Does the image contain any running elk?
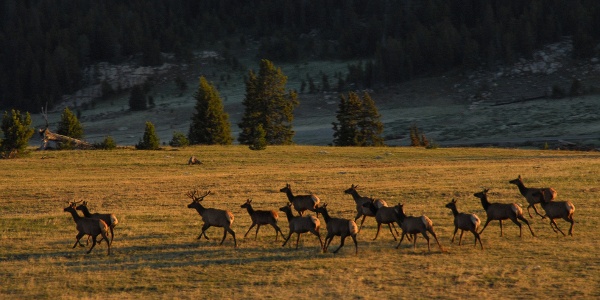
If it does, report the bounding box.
[535,190,575,236]
[474,188,535,237]
[240,199,284,241]
[279,183,320,216]
[444,199,483,249]
[76,201,118,245]
[362,200,400,241]
[186,190,237,247]
[63,202,111,255]
[395,203,443,252]
[509,175,557,218]
[314,203,358,254]
[279,203,323,251]
[344,184,398,234]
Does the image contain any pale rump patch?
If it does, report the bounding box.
[226,212,234,224]
[511,204,522,215]
[470,214,480,226]
[349,220,358,234]
[111,215,119,226]
[421,216,432,227]
[567,202,575,213]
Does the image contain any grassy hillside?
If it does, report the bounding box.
[1,146,599,299]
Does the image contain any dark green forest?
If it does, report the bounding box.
[2,0,600,111]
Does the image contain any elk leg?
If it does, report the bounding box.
[420,232,430,251]
[333,236,346,253]
[86,235,98,254]
[358,215,367,232]
[228,227,237,247]
[479,219,492,235]
[282,232,293,247]
[458,230,464,245]
[429,229,443,252]
[219,228,228,245]
[517,215,535,237]
[387,223,397,241]
[526,204,534,218]
[295,233,301,249]
[271,223,283,241]
[550,220,566,236]
[244,223,256,238]
[395,232,407,249]
[311,230,323,249]
[254,224,261,240]
[565,217,574,236]
[351,235,358,255]
[373,223,382,240]
[451,227,458,243]
[390,222,400,236]
[73,232,86,249]
[499,220,504,237]
[198,223,211,240]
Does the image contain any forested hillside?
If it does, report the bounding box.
[2,0,600,111]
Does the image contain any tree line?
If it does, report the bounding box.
[2,0,600,111]
[1,59,386,158]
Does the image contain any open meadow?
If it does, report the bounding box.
[1,146,599,299]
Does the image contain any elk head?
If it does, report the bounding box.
[186,190,211,208]
[240,198,252,208]
[344,184,359,194]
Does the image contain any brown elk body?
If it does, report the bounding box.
[344,184,399,235]
[362,200,401,241]
[395,204,443,252]
[279,203,323,251]
[240,199,284,241]
[315,203,358,254]
[76,201,118,245]
[186,190,237,247]
[509,175,557,218]
[536,191,575,236]
[63,202,111,255]
[474,188,535,237]
[444,199,483,249]
[279,183,320,216]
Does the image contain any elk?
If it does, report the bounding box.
[535,190,575,236]
[343,184,399,235]
[279,183,320,216]
[473,188,535,237]
[444,199,483,249]
[240,198,284,241]
[362,200,401,241]
[314,203,358,254]
[508,175,557,218]
[186,190,237,247]
[394,203,443,252]
[75,201,118,245]
[278,203,323,251]
[63,202,111,255]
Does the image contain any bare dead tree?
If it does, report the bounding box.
[39,105,95,150]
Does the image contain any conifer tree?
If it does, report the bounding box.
[188,76,232,145]
[332,91,384,146]
[56,107,84,149]
[136,121,160,150]
[248,124,267,151]
[238,59,298,145]
[0,109,35,158]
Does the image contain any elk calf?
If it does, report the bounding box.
[186,190,237,247]
[395,203,443,252]
[509,175,557,218]
[474,188,535,237]
[63,202,111,255]
[279,183,320,216]
[240,199,284,241]
[76,201,118,245]
[279,203,323,251]
[315,203,358,254]
[444,199,483,249]
[536,190,575,236]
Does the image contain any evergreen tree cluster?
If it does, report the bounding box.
[332,91,384,147]
[188,76,233,145]
[0,109,35,158]
[3,0,600,111]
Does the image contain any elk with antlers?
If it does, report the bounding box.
[186,190,237,247]
[63,202,111,255]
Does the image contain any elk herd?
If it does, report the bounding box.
[62,175,575,255]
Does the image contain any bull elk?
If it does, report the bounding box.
[186,190,237,247]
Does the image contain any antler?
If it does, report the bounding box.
[186,190,211,202]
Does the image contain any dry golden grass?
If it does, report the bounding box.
[1,146,599,299]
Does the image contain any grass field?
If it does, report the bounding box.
[1,146,599,299]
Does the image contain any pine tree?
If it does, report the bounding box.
[136,121,160,150]
[357,92,384,146]
[248,124,267,150]
[0,109,35,158]
[238,59,298,145]
[409,124,421,147]
[332,92,362,146]
[333,91,384,146]
[188,76,233,145]
[56,107,84,149]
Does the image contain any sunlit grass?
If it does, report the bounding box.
[1,146,599,299]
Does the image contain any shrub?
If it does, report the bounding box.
[95,136,117,150]
[136,121,160,150]
[169,131,190,147]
